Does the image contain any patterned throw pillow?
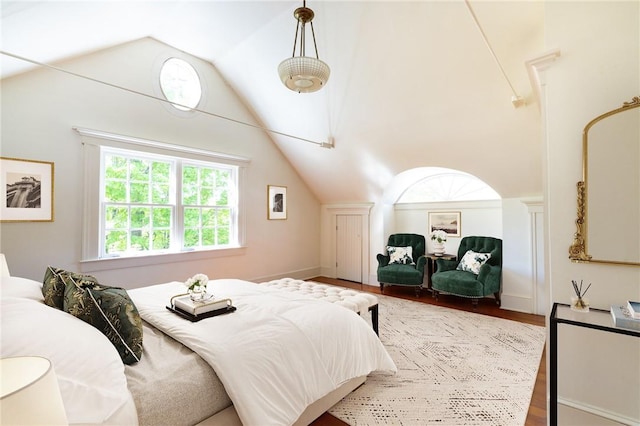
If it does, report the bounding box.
[456,250,492,275]
[387,246,414,265]
[43,266,98,310]
[61,273,143,365]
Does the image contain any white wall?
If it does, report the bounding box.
[0,38,322,287]
[544,2,640,423]
[394,201,502,255]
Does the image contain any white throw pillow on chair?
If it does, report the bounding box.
[387,246,414,265]
[456,250,491,275]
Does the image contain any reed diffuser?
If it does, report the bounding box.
[571,279,591,312]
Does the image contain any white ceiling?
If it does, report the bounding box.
[1,0,545,203]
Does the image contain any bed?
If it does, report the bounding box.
[1,272,396,425]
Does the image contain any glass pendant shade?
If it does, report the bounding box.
[278,56,330,93]
[279,1,330,93]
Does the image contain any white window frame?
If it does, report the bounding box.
[75,127,250,272]
[158,57,203,112]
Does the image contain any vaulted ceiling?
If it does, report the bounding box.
[1,1,545,203]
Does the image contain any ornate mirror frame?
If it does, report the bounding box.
[569,96,640,266]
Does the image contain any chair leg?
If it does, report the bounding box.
[415,286,421,297]
[494,292,501,306]
[433,290,439,301]
[472,298,479,309]
[379,283,384,293]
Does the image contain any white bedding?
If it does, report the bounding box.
[129,279,396,426]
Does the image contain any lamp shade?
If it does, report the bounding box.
[278,56,330,93]
[1,356,68,425]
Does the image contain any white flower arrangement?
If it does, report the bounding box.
[430,230,448,244]
[185,273,209,293]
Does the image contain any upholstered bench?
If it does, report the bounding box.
[259,278,379,335]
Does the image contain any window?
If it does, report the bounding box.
[397,172,501,203]
[100,147,237,257]
[159,57,202,111]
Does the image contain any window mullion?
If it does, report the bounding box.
[174,160,184,251]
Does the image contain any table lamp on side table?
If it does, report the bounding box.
[1,356,68,425]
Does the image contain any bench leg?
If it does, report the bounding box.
[369,305,379,336]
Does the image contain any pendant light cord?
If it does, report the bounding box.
[1,50,330,147]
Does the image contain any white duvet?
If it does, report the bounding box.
[129,279,396,426]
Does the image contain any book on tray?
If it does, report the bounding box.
[626,300,640,319]
[610,304,640,332]
[172,295,233,316]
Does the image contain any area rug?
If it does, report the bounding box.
[329,294,546,426]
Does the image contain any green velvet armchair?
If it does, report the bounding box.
[376,233,426,296]
[431,236,502,307]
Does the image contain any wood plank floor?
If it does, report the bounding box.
[309,277,546,426]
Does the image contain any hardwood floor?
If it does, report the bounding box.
[309,277,546,426]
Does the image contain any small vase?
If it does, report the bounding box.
[433,243,445,256]
[189,286,211,302]
[570,296,589,312]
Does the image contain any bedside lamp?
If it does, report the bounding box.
[1,356,68,425]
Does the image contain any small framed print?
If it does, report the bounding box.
[428,211,461,237]
[1,157,54,222]
[267,185,287,220]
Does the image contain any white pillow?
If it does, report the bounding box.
[456,250,492,275]
[1,276,44,301]
[387,246,414,265]
[0,297,132,424]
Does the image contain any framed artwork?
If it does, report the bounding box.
[267,185,287,220]
[0,157,54,222]
[428,211,460,237]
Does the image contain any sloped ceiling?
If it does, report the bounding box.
[1,1,544,203]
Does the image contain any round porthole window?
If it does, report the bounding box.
[159,57,202,111]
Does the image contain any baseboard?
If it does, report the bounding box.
[368,273,378,286]
[320,266,334,279]
[558,397,640,425]
[252,267,322,283]
[500,293,534,314]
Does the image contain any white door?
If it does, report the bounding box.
[336,215,362,283]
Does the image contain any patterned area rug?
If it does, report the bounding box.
[329,294,546,425]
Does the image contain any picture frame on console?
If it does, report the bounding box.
[428,211,460,237]
[267,185,287,220]
[0,157,54,222]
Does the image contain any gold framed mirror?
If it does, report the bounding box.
[569,96,640,266]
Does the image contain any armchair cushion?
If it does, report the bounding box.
[387,246,414,265]
[377,263,424,285]
[456,250,492,275]
[431,270,485,297]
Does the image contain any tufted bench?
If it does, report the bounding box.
[259,278,379,335]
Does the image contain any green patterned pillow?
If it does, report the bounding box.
[61,273,143,365]
[43,266,98,310]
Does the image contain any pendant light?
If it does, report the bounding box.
[278,1,330,93]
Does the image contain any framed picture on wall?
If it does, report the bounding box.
[428,211,460,237]
[267,185,287,220]
[0,157,54,222]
